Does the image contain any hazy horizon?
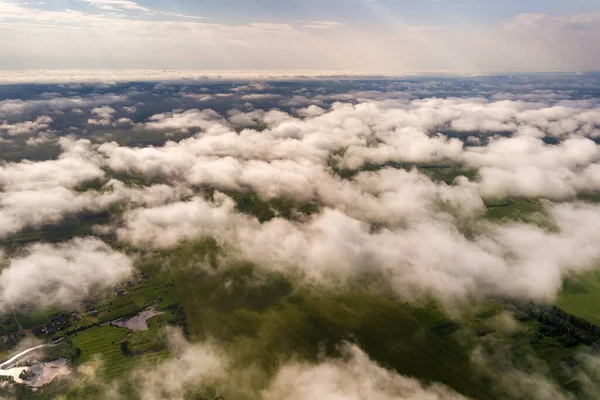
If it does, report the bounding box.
[1,0,600,72]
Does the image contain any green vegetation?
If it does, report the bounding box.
[92,268,177,324]
[70,323,170,381]
[557,270,600,327]
[577,192,600,203]
[0,141,61,163]
[485,197,550,225]
[0,211,113,250]
[204,189,319,222]
[120,341,132,357]
[71,326,133,379]
[330,159,478,184]
[419,165,478,184]
[73,178,109,193]
[103,169,170,187]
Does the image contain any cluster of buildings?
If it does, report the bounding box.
[32,313,79,336]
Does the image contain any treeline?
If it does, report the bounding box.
[513,303,600,347]
[201,187,319,223]
[164,304,189,337]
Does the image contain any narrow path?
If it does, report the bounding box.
[10,305,23,332]
[0,343,55,370]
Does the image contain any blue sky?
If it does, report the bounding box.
[0,0,599,72]
[42,0,600,25]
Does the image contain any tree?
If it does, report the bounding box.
[120,341,132,357]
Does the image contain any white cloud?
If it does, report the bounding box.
[0,138,104,191]
[128,329,227,400]
[263,342,466,400]
[1,96,600,306]
[117,194,243,249]
[77,0,149,12]
[240,93,282,100]
[464,136,600,199]
[96,99,600,202]
[0,70,401,85]
[0,94,126,117]
[116,188,600,304]
[88,106,116,126]
[0,237,133,309]
[0,116,53,137]
[504,13,600,31]
[301,21,342,30]
[0,136,194,238]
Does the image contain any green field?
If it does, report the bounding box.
[0,211,114,250]
[557,270,600,327]
[485,198,546,222]
[71,326,136,380]
[70,323,170,381]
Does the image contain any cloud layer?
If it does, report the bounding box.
[0,237,133,309]
[1,80,600,308]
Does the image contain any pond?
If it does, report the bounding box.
[111,306,164,331]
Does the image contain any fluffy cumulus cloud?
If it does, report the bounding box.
[0,187,96,238]
[142,109,223,133]
[0,138,104,236]
[77,0,149,12]
[0,134,196,238]
[0,138,103,191]
[2,86,600,306]
[0,94,126,117]
[0,181,192,240]
[263,343,466,400]
[116,194,242,248]
[95,98,600,204]
[127,330,227,400]
[71,329,468,400]
[116,195,600,303]
[0,116,53,137]
[88,106,116,126]
[0,238,133,309]
[83,93,600,303]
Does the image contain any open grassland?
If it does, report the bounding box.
[557,270,600,327]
